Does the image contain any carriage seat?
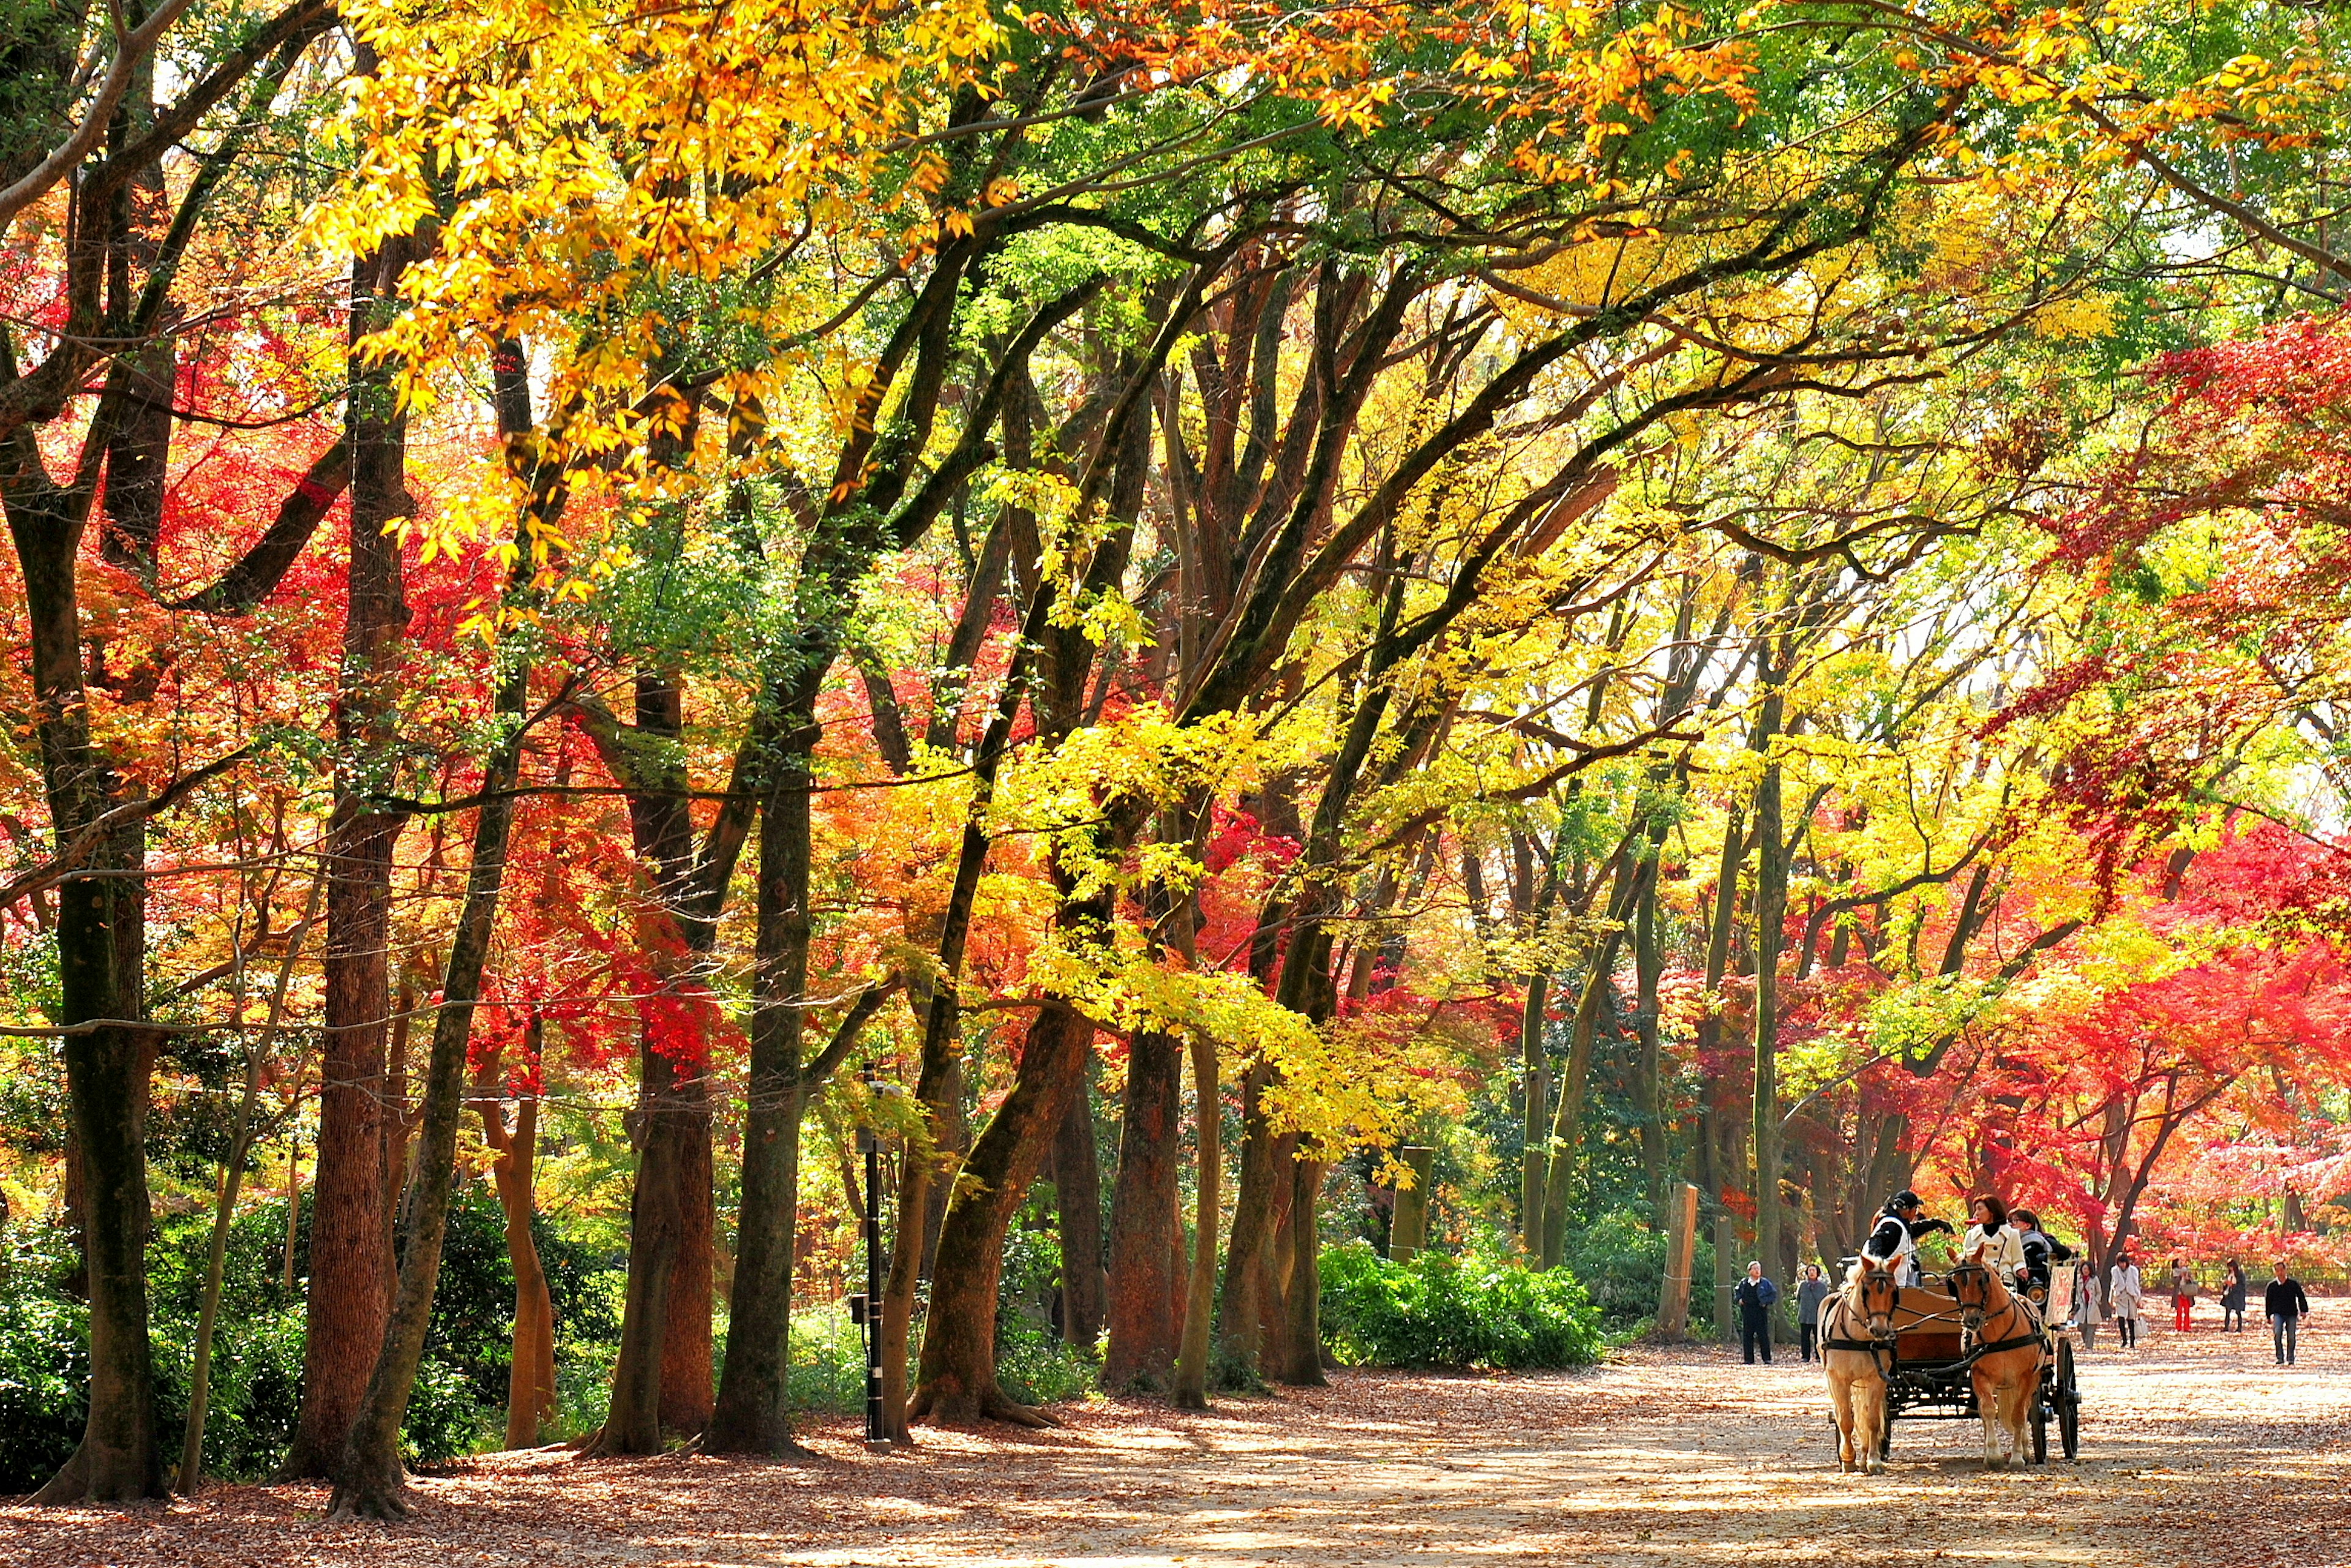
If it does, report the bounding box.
[1890,1286,1968,1362]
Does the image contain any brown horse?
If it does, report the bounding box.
[1820,1254,1900,1474]
[1948,1240,2045,1468]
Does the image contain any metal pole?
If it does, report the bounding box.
[861,1119,883,1443]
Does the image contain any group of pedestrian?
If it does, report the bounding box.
[1728,1190,2322,1370]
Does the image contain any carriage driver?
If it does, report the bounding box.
[1863,1190,1955,1286]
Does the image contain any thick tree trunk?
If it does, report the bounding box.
[328,354,542,1517]
[1255,1130,1299,1372]
[1102,1027,1183,1389]
[328,785,524,1517]
[329,668,529,1517]
[658,1093,716,1438]
[591,1043,692,1456]
[910,998,1095,1425]
[4,448,165,1504]
[287,238,413,1479]
[706,738,815,1456]
[1052,1065,1107,1352]
[592,662,720,1453]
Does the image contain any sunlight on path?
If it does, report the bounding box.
[6,1301,2346,1568]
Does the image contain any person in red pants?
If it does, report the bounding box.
[2169,1258,2195,1331]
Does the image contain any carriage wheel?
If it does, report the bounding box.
[2030,1401,2049,1465]
[2056,1339,2081,1461]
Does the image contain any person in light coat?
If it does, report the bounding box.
[2076,1269,2103,1352]
[1959,1195,2027,1283]
[2109,1251,2145,1349]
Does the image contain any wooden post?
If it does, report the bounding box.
[1389,1147,1436,1262]
[1657,1182,1698,1340]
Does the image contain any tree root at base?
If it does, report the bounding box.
[906,1379,1063,1429]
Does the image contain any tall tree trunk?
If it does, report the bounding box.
[658,1091,716,1437]
[1052,1063,1107,1351]
[1212,1062,1280,1375]
[287,235,413,1479]
[593,1043,692,1455]
[1172,1029,1221,1411]
[910,981,1098,1425]
[471,1018,557,1450]
[1102,1026,1183,1389]
[591,661,719,1454]
[876,603,1048,1441]
[1518,969,1551,1254]
[4,425,163,1502]
[1537,920,1633,1269]
[705,710,816,1455]
[1277,1156,1329,1386]
[1633,867,1669,1227]
[328,626,531,1518]
[1749,680,1788,1299]
[328,762,526,1518]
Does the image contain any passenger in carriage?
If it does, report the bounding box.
[1959,1195,2027,1286]
[1863,1190,1954,1286]
[2011,1208,2074,1296]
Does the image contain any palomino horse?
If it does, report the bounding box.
[1819,1254,1900,1474]
[1947,1240,2046,1468]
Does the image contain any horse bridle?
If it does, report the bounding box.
[1948,1260,2042,1355]
[1821,1266,1902,1373]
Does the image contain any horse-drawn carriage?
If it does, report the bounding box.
[1821,1251,2084,1470]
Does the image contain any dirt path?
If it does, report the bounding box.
[9,1299,2348,1567]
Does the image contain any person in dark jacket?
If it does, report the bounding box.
[2265,1262,2312,1366]
[2220,1259,2249,1332]
[1795,1264,1832,1361]
[1736,1261,1780,1364]
[1863,1190,1955,1285]
[2011,1209,2074,1296]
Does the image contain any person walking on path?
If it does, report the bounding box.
[2265,1261,2311,1366]
[2077,1267,2104,1352]
[1796,1264,1831,1362]
[2169,1257,2195,1332]
[2221,1259,2249,1332]
[1736,1262,1780,1365]
[2110,1252,2145,1349]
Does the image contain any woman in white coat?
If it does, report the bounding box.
[2076,1269,2104,1352]
[1959,1195,2027,1283]
[2109,1251,2145,1349]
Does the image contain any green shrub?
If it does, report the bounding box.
[1318,1243,1604,1370]
[0,1187,632,1489]
[784,1305,872,1416]
[1554,1208,1717,1331]
[996,1316,1098,1406]
[0,1232,88,1493]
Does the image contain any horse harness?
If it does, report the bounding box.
[1947,1262,2046,1360]
[1820,1269,2043,1378]
[1819,1283,1900,1379]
